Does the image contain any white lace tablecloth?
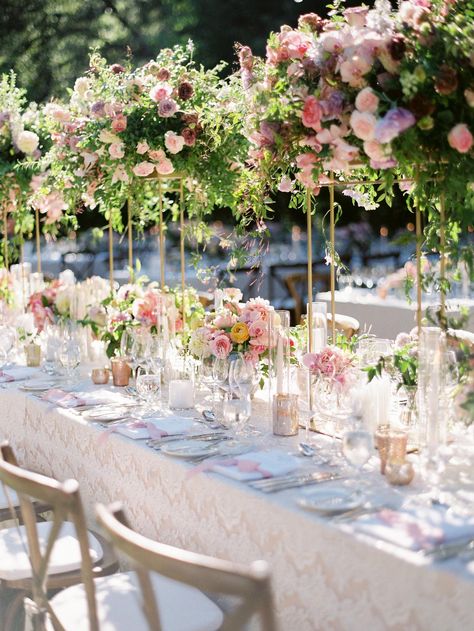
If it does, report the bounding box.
[2,376,474,630]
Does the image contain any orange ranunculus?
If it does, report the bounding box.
[230,322,250,344]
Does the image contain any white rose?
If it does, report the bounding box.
[16,130,39,155]
[74,77,90,96]
[55,290,70,316]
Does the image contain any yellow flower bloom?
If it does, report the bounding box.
[230,322,250,344]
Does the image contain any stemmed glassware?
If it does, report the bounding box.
[58,336,81,384]
[212,358,229,412]
[342,425,373,500]
[0,326,15,367]
[135,370,162,416]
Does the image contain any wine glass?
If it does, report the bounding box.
[212,358,229,413]
[58,338,81,384]
[342,428,373,499]
[229,353,256,398]
[223,396,251,436]
[146,334,165,374]
[136,371,162,415]
[129,329,149,380]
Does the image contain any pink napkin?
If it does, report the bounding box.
[41,389,87,408]
[98,421,176,445]
[190,458,273,478]
[0,371,14,383]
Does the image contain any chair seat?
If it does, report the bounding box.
[0,521,103,581]
[47,570,224,631]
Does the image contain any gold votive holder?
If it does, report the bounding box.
[375,425,390,475]
[24,343,41,368]
[385,461,415,486]
[272,393,299,436]
[111,358,131,387]
[387,429,408,466]
[91,367,110,385]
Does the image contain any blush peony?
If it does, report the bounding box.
[164,130,185,154]
[132,161,155,177]
[350,111,376,141]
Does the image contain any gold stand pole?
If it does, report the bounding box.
[329,172,336,342]
[35,207,41,274]
[306,189,313,352]
[415,206,422,335]
[20,235,26,310]
[127,196,133,278]
[108,212,114,292]
[2,205,8,269]
[179,179,186,328]
[439,193,446,324]
[158,178,165,290]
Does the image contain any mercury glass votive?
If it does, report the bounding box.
[273,393,299,436]
[91,367,110,385]
[111,358,131,387]
[375,424,391,474]
[387,429,408,466]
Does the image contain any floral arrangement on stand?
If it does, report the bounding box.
[27,279,72,332]
[239,0,474,279]
[0,73,50,260]
[39,43,248,242]
[188,297,274,367]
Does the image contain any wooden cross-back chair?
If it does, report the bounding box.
[0,443,118,631]
[95,501,277,631]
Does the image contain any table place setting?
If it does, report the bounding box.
[0,366,40,385]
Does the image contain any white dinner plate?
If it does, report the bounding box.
[161,440,220,458]
[20,380,57,392]
[296,488,361,515]
[82,407,130,422]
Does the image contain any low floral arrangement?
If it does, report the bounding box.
[367,330,418,389]
[27,280,71,332]
[302,345,355,390]
[99,280,205,357]
[188,297,273,363]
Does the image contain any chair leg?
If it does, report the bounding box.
[3,590,26,631]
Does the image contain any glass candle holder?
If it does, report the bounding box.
[387,429,408,466]
[91,367,110,385]
[24,343,41,368]
[306,302,327,353]
[111,358,131,387]
[272,393,299,436]
[375,424,391,474]
[168,379,194,410]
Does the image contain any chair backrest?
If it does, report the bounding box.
[327,313,360,339]
[0,443,99,631]
[96,502,277,631]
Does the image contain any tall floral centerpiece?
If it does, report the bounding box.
[0,73,49,265]
[239,0,474,312]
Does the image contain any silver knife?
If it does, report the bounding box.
[249,472,343,493]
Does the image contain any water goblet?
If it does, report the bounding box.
[58,339,81,384]
[342,428,373,499]
[223,396,251,437]
[136,371,162,415]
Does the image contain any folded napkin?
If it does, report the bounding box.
[352,506,474,551]
[114,417,197,440]
[199,450,300,482]
[0,367,38,383]
[41,387,132,409]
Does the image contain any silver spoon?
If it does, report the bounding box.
[298,442,332,466]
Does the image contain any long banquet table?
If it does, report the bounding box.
[2,374,474,630]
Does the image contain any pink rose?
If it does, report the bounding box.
[164,131,185,154]
[448,123,473,154]
[149,83,172,102]
[350,111,376,141]
[136,141,149,154]
[111,114,127,133]
[158,98,178,117]
[132,161,155,177]
[248,319,266,338]
[155,159,174,175]
[340,55,372,88]
[148,149,166,162]
[302,96,322,131]
[214,311,237,328]
[109,143,125,159]
[355,87,379,113]
[363,139,387,161]
[210,334,232,359]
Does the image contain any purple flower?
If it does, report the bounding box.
[90,101,105,118]
[321,91,344,119]
[374,108,416,144]
[158,98,178,118]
